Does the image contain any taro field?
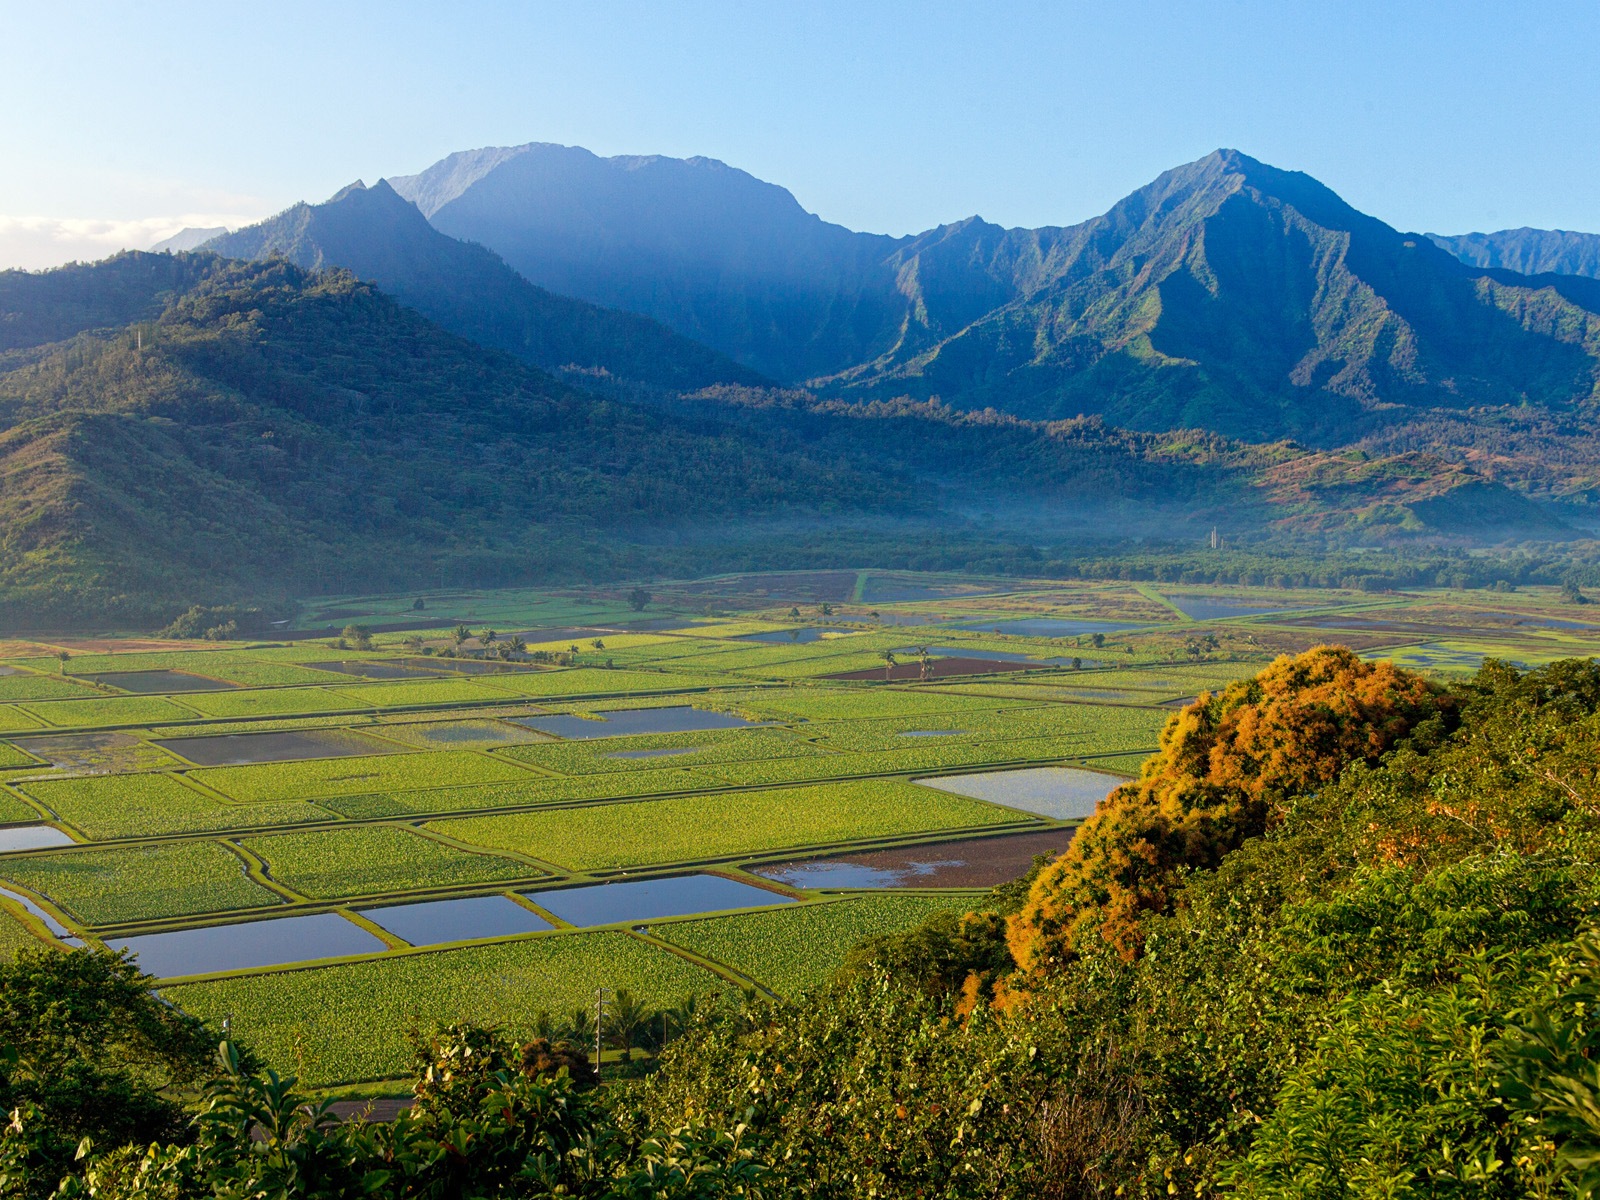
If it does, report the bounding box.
[0,573,1580,1086]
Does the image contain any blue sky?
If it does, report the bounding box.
[2,0,1596,268]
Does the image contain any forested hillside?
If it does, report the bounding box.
[203,180,765,390]
[0,240,1582,624]
[0,256,899,621]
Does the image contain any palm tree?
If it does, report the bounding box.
[606,988,652,1064]
[917,645,931,681]
[481,629,498,655]
[507,635,527,658]
[451,624,472,650]
[882,650,897,680]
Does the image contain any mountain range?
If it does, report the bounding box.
[1,144,1596,621]
[385,144,1600,446]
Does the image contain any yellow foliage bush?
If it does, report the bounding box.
[1006,646,1448,973]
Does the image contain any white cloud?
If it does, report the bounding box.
[0,213,263,271]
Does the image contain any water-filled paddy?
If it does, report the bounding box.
[304,661,442,680]
[0,882,79,941]
[738,627,859,643]
[111,912,386,978]
[752,828,1074,889]
[1158,593,1315,621]
[358,894,553,946]
[155,729,399,766]
[526,873,795,927]
[0,825,75,853]
[86,670,240,693]
[916,766,1120,819]
[512,706,760,739]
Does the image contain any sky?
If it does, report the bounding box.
[2,0,1597,269]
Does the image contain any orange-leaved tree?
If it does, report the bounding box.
[1006,645,1450,974]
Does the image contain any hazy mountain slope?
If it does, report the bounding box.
[676,387,1565,544]
[829,151,1600,442]
[0,257,899,620]
[1430,228,1600,278]
[392,143,1600,446]
[150,226,228,253]
[202,181,762,390]
[391,143,908,381]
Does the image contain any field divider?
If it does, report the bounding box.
[339,907,410,950]
[223,840,311,905]
[408,824,568,877]
[503,890,568,928]
[628,927,780,999]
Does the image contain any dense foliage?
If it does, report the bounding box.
[1008,646,1451,968]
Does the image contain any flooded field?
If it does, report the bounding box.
[359,894,553,946]
[304,661,443,680]
[86,670,240,693]
[752,828,1073,889]
[1158,593,1317,621]
[527,873,795,927]
[155,729,400,766]
[378,718,548,748]
[112,912,385,978]
[0,883,80,942]
[513,706,761,739]
[739,627,859,643]
[12,732,180,773]
[0,825,75,854]
[916,766,1121,819]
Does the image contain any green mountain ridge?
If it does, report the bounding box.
[1430,227,1600,279]
[394,144,1600,447]
[0,256,897,620]
[200,180,763,391]
[0,253,1561,621]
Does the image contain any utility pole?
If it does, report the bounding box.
[594,987,609,1080]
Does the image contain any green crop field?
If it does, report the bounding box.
[180,688,355,719]
[0,840,280,925]
[497,727,829,775]
[17,696,202,728]
[0,743,43,770]
[655,894,960,997]
[242,826,537,899]
[164,930,719,1084]
[0,788,42,823]
[0,674,105,702]
[17,774,336,840]
[17,574,1555,1087]
[190,750,534,803]
[431,779,1031,871]
[0,904,44,960]
[317,765,730,819]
